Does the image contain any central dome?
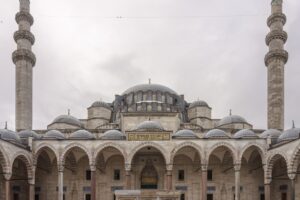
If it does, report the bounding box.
[122,83,178,96]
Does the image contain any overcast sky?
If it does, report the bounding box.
[0,0,299,130]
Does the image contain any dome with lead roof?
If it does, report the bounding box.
[51,115,83,128]
[122,83,178,96]
[189,100,209,109]
[204,129,229,139]
[233,129,258,139]
[218,115,248,127]
[260,129,281,139]
[18,130,40,139]
[0,129,21,144]
[44,130,65,140]
[69,130,95,140]
[90,101,111,110]
[101,130,126,140]
[134,120,164,131]
[172,129,198,139]
[278,128,300,143]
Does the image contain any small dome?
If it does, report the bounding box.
[0,129,21,144]
[135,121,164,131]
[101,130,126,140]
[90,101,111,110]
[52,115,83,128]
[260,129,281,139]
[44,130,65,140]
[69,130,95,140]
[189,100,209,109]
[278,128,300,143]
[204,129,229,139]
[233,129,258,139]
[18,130,40,139]
[122,83,178,96]
[172,129,198,139]
[218,115,247,127]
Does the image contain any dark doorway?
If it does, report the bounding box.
[207,194,213,200]
[281,193,287,200]
[260,194,264,200]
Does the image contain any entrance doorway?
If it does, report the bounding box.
[141,160,158,189]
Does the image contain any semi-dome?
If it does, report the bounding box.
[101,130,126,140]
[122,83,178,96]
[52,115,83,128]
[278,128,300,143]
[260,129,281,139]
[172,129,198,139]
[135,120,164,131]
[0,129,21,144]
[189,100,209,108]
[218,115,247,127]
[204,129,229,139]
[44,130,65,140]
[233,129,258,139]
[69,130,96,140]
[90,101,111,110]
[18,130,40,139]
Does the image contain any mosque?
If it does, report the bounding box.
[0,0,299,200]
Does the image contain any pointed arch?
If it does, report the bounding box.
[290,144,300,173]
[0,144,10,173]
[266,152,289,180]
[238,143,266,165]
[94,142,127,163]
[34,143,59,165]
[11,151,33,179]
[60,143,92,165]
[127,142,169,167]
[207,142,237,164]
[170,141,204,165]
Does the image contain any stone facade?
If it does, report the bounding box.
[1,0,300,200]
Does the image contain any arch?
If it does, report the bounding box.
[207,142,237,164]
[0,144,10,173]
[94,142,127,163]
[170,141,205,165]
[34,143,59,165]
[266,152,289,180]
[238,143,266,165]
[127,142,169,167]
[60,143,92,165]
[290,144,300,173]
[11,151,33,179]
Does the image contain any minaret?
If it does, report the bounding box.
[265,0,288,130]
[12,0,36,131]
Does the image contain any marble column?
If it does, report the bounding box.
[201,165,207,200]
[166,170,172,191]
[289,173,296,200]
[29,182,35,200]
[5,180,10,200]
[58,165,64,200]
[91,165,96,200]
[264,184,271,200]
[125,170,131,189]
[4,173,11,200]
[234,164,241,200]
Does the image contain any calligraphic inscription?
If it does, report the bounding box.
[128,132,170,141]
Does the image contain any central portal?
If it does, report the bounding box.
[141,160,158,189]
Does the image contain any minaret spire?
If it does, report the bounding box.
[265,0,288,130]
[12,0,36,131]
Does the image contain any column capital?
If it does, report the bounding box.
[125,163,132,171]
[58,164,64,172]
[166,164,173,171]
[288,172,297,180]
[3,173,12,181]
[234,163,241,171]
[201,164,208,172]
[28,178,35,185]
[90,164,96,172]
